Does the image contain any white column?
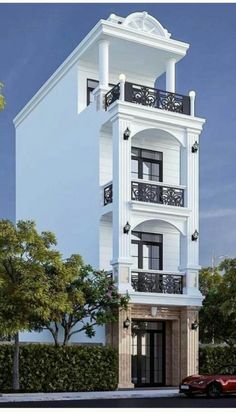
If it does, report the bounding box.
[166,58,176,93]
[111,115,134,293]
[99,40,109,88]
[180,130,201,296]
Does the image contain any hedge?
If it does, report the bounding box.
[199,345,236,374]
[0,344,118,392]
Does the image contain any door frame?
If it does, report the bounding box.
[131,319,166,387]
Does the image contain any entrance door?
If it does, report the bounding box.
[132,321,165,387]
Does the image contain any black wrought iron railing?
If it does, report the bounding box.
[104,84,120,108]
[131,181,184,207]
[131,271,183,294]
[105,81,190,115]
[104,183,113,205]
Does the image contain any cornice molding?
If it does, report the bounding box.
[107,100,206,133]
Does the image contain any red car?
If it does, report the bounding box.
[179,365,236,398]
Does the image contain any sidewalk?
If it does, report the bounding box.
[0,388,180,402]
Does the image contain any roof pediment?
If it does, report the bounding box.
[123,12,171,38]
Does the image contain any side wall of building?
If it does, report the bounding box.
[16,63,106,344]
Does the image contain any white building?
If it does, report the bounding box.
[14,12,205,388]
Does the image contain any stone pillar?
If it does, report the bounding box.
[172,319,181,385]
[111,115,134,293]
[117,306,134,388]
[98,40,109,88]
[106,306,134,388]
[166,58,176,93]
[180,307,199,380]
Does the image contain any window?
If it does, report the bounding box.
[87,79,115,106]
[131,147,163,182]
[131,231,163,270]
[87,79,99,106]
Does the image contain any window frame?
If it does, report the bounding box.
[131,231,163,271]
[131,147,163,182]
[87,79,99,106]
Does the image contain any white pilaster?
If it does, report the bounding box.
[166,58,176,93]
[111,115,134,293]
[98,40,109,88]
[180,130,201,296]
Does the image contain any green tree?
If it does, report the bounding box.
[199,259,236,346]
[40,254,129,346]
[0,83,6,111]
[199,267,223,344]
[218,258,236,346]
[0,220,69,390]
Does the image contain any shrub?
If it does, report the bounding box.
[199,345,236,374]
[0,344,118,392]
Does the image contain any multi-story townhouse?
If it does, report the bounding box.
[14,11,205,388]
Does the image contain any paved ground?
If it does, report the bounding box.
[0,388,179,403]
[0,396,236,408]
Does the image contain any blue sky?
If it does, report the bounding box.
[0,3,236,267]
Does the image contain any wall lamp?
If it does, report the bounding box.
[192,141,199,153]
[123,317,131,329]
[192,230,199,241]
[123,127,131,140]
[191,320,199,330]
[123,221,131,234]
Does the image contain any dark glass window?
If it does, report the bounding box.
[87,79,115,106]
[87,79,99,106]
[131,147,163,182]
[131,232,163,270]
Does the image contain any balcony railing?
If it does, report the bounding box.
[103,181,185,207]
[105,81,190,115]
[131,181,184,207]
[131,270,184,294]
[104,183,113,205]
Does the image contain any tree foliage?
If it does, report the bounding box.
[0,219,68,389]
[0,220,66,336]
[39,254,129,345]
[0,218,129,354]
[199,259,236,346]
[0,83,5,111]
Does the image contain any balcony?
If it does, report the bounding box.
[103,181,185,207]
[131,180,184,207]
[131,270,184,294]
[105,81,190,115]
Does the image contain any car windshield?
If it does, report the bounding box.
[217,365,236,375]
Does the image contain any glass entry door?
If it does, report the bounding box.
[132,321,165,387]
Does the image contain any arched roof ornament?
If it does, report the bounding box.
[123,12,171,38]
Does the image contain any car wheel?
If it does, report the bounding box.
[207,382,222,398]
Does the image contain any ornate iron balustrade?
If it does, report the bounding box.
[131,181,184,207]
[104,82,190,115]
[131,271,183,294]
[104,183,113,205]
[105,84,120,108]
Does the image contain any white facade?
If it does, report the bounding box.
[14,12,205,386]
